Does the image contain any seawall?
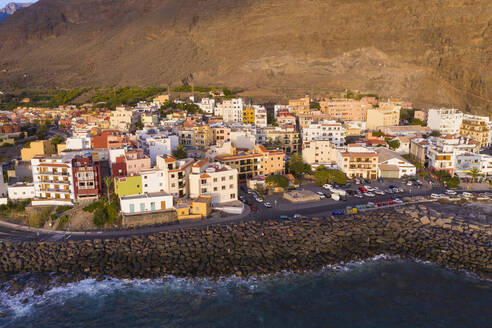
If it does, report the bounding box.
[0,207,490,280]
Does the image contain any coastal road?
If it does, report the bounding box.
[0,186,456,243]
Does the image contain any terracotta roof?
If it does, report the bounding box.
[193,159,209,167]
[200,173,211,178]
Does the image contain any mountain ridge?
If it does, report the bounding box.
[0,2,32,22]
[0,0,490,113]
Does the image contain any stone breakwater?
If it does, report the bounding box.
[0,207,491,281]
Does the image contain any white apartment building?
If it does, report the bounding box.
[302,121,346,146]
[198,98,216,114]
[145,135,179,164]
[375,148,416,178]
[230,128,256,150]
[302,140,338,165]
[427,108,464,135]
[31,155,76,206]
[454,152,482,177]
[189,159,238,205]
[7,182,35,200]
[64,137,92,151]
[215,98,244,123]
[426,135,480,176]
[254,105,268,128]
[480,155,492,176]
[156,155,195,198]
[120,192,174,214]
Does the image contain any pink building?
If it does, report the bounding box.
[277,112,297,126]
[125,149,151,175]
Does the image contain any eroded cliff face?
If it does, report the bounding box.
[0,0,490,113]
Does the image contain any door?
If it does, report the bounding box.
[161,201,166,210]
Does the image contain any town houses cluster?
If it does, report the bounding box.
[1,93,492,221]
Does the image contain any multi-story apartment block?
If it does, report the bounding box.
[72,155,102,200]
[215,98,244,123]
[379,125,431,137]
[197,98,215,114]
[409,138,429,164]
[230,127,256,150]
[141,113,160,126]
[337,145,378,180]
[288,97,310,116]
[21,140,56,161]
[257,126,300,155]
[216,145,285,181]
[125,149,151,175]
[212,125,231,143]
[143,135,179,164]
[460,115,490,148]
[277,112,297,126]
[302,140,338,165]
[179,125,213,151]
[242,106,255,124]
[301,121,346,146]
[414,110,428,122]
[427,108,464,135]
[156,155,195,198]
[189,159,238,205]
[319,98,369,122]
[366,103,401,130]
[426,135,481,176]
[344,121,366,136]
[110,106,140,132]
[31,155,76,206]
[454,152,482,176]
[297,112,333,129]
[254,105,268,128]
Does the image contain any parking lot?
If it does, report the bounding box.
[238,178,488,220]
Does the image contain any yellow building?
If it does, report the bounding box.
[460,117,490,148]
[176,196,212,220]
[21,140,56,161]
[179,125,213,151]
[242,106,255,124]
[366,103,401,130]
[288,97,310,116]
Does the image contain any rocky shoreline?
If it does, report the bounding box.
[0,205,490,295]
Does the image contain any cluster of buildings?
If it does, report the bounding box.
[1,93,491,222]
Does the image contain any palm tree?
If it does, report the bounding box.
[104,176,113,202]
[468,167,480,183]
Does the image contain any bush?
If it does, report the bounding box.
[93,207,108,227]
[314,168,347,186]
[83,201,104,213]
[266,175,289,189]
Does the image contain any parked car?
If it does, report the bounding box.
[331,193,340,201]
[430,193,440,199]
[462,192,473,198]
[354,192,364,198]
[366,202,375,208]
[358,186,368,193]
[393,198,404,204]
[388,184,398,189]
[386,199,395,205]
[323,184,332,190]
[316,191,326,198]
[374,190,385,195]
[280,215,291,220]
[264,201,272,208]
[332,210,345,216]
[374,201,383,207]
[365,192,376,197]
[255,197,264,203]
[445,190,457,195]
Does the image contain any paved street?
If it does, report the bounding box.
[0,182,463,243]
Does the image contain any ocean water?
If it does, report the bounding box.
[0,257,491,328]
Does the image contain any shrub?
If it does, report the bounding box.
[314,168,347,186]
[266,175,289,189]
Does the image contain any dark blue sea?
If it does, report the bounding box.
[1,256,491,328]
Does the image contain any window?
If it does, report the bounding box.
[230,193,235,199]
[214,187,218,191]
[213,178,217,182]
[140,203,145,212]
[144,184,148,187]
[151,202,156,211]
[229,175,233,180]
[202,188,207,193]
[201,179,207,184]
[221,177,226,181]
[130,204,135,213]
[222,186,226,190]
[144,176,147,179]
[230,184,234,189]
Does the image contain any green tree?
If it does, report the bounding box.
[172,145,188,160]
[313,167,347,186]
[468,167,480,183]
[387,139,401,151]
[288,154,310,178]
[266,175,289,189]
[51,134,65,147]
[93,207,108,227]
[104,176,113,201]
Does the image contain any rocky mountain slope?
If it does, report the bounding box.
[0,0,490,113]
[0,2,32,22]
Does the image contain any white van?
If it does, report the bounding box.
[331,193,340,201]
[330,188,347,196]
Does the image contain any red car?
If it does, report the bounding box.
[358,186,368,193]
[374,201,383,207]
[386,199,395,205]
[250,206,258,212]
